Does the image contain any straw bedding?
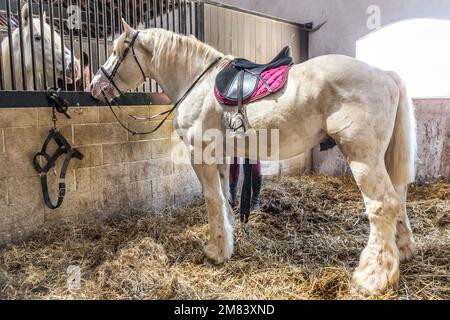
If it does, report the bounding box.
[0,175,448,300]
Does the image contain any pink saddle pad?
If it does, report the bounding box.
[215,65,291,106]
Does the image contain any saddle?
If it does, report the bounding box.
[215,46,294,106]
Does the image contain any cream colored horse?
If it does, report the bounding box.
[91,20,416,294]
[1,4,79,90]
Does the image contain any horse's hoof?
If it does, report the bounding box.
[203,243,230,265]
[351,248,399,294]
[398,242,416,263]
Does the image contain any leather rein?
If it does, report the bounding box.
[100,31,222,135]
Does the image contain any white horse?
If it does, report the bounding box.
[1,4,79,90]
[91,20,417,294]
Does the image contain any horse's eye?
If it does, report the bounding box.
[34,35,41,41]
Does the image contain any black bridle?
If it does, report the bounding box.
[100,30,222,136]
[100,31,146,96]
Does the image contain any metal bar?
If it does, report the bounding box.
[111,0,116,42]
[195,0,204,41]
[165,0,169,30]
[0,43,3,89]
[159,0,163,29]
[132,0,136,27]
[0,91,171,107]
[48,0,57,87]
[38,0,46,89]
[125,0,129,23]
[131,0,138,92]
[180,0,187,34]
[178,0,182,34]
[171,0,175,32]
[94,0,100,71]
[140,0,144,27]
[139,0,146,91]
[27,0,37,90]
[152,0,158,29]
[87,0,92,87]
[102,0,108,60]
[78,0,84,90]
[118,0,123,33]
[68,0,76,90]
[6,0,16,89]
[189,0,193,35]
[152,0,158,91]
[17,0,28,90]
[58,0,66,90]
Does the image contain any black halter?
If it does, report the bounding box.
[100,31,146,95]
[100,30,223,135]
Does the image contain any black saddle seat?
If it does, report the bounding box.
[233,46,293,70]
[215,46,293,104]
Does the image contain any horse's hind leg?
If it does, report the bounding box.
[394,185,415,262]
[192,163,234,264]
[348,159,401,293]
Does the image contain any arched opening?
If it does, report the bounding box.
[356,19,450,98]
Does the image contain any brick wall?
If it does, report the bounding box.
[0,105,310,245]
[0,105,202,244]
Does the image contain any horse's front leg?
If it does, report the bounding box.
[192,163,234,264]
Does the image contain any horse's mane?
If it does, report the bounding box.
[115,28,231,72]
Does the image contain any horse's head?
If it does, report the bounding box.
[21,3,80,85]
[91,19,147,101]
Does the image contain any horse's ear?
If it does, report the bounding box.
[122,18,133,35]
[137,22,145,31]
[21,3,29,25]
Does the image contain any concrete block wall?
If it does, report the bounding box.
[0,105,309,244]
[0,105,202,244]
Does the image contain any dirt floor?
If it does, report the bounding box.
[0,175,448,300]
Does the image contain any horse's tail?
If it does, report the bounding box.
[384,71,417,186]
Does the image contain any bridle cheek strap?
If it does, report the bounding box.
[100,31,146,96]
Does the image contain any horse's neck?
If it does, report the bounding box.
[144,34,223,102]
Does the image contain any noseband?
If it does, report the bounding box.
[100,30,146,95]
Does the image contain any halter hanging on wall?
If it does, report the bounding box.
[32,88,84,209]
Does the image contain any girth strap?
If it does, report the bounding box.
[33,128,84,209]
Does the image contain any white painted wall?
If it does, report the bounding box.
[216,0,450,57]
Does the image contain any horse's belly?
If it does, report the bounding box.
[233,83,326,160]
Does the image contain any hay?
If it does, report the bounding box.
[0,175,448,300]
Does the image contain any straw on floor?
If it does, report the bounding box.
[0,175,448,299]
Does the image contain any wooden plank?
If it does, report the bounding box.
[248,15,256,61]
[264,17,272,63]
[237,12,245,58]
[289,24,301,63]
[223,8,232,55]
[209,5,219,49]
[244,13,251,59]
[231,9,238,57]
[255,16,263,63]
[271,20,281,57]
[203,4,211,45]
